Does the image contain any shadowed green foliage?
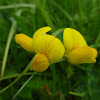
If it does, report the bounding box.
[0,0,100,100]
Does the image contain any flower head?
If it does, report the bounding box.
[63,28,98,64]
[15,26,65,72]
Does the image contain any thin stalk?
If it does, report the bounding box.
[12,72,37,100]
[2,73,33,80]
[43,0,46,9]
[76,65,86,71]
[0,4,36,9]
[0,10,22,81]
[52,1,75,26]
[69,91,84,97]
[2,72,50,81]
[78,0,83,33]
[52,28,64,37]
[92,0,97,12]
[0,57,34,94]
[34,0,55,31]
[2,61,58,81]
[93,33,100,48]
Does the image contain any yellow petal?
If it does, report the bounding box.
[86,47,98,63]
[63,28,87,54]
[91,48,98,58]
[33,26,51,39]
[33,35,65,63]
[67,46,96,64]
[30,54,49,72]
[15,34,34,53]
[87,58,96,63]
[33,35,55,53]
[47,38,65,63]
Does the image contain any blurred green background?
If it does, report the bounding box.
[0,0,100,100]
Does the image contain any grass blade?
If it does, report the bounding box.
[12,72,37,100]
[0,4,36,9]
[90,33,100,48]
[52,28,64,37]
[0,57,34,94]
[34,0,56,31]
[69,91,84,97]
[0,10,22,81]
[52,1,74,24]
[2,72,33,80]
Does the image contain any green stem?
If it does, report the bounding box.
[52,28,64,37]
[12,72,37,99]
[43,0,46,9]
[0,10,22,81]
[69,91,84,97]
[0,4,36,9]
[2,61,58,81]
[34,0,55,31]
[2,73,34,80]
[76,65,86,71]
[52,1,75,25]
[2,72,50,80]
[0,57,34,94]
[78,0,83,33]
[93,33,100,48]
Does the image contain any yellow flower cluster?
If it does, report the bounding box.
[15,26,98,72]
[63,28,97,64]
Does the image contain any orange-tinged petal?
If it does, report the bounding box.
[15,34,34,53]
[33,35,65,63]
[30,54,49,72]
[67,46,96,64]
[33,26,51,39]
[63,28,87,54]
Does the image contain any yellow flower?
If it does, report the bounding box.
[15,26,65,72]
[63,28,98,64]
